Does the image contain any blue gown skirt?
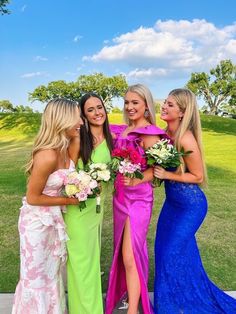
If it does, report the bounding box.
[154,181,236,314]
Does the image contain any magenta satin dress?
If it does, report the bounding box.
[105,124,166,314]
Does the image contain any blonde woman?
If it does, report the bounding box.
[12,99,83,314]
[153,89,236,313]
[106,84,167,314]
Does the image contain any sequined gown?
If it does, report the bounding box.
[154,180,236,313]
[105,124,166,314]
[12,161,75,314]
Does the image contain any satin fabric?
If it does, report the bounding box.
[106,124,166,314]
[64,141,111,314]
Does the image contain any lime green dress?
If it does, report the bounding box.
[63,140,111,314]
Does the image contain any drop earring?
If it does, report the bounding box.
[144,109,149,118]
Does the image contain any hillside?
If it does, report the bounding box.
[0,113,236,292]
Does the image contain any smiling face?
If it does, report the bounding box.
[160,95,184,122]
[124,91,147,122]
[83,96,106,126]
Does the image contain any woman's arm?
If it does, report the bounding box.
[123,167,154,186]
[26,149,79,206]
[154,131,204,184]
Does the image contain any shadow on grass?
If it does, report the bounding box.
[207,164,236,182]
[0,138,32,148]
[0,113,41,136]
[201,115,236,136]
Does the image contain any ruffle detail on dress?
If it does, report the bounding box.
[20,198,68,262]
[109,124,126,136]
[128,125,166,136]
[12,277,67,314]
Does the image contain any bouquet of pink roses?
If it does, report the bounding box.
[110,147,145,180]
[63,170,100,210]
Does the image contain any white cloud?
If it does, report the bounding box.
[83,19,236,80]
[21,72,48,78]
[225,39,236,54]
[127,68,169,79]
[73,35,83,43]
[34,55,48,62]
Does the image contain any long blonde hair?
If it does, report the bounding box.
[169,88,208,186]
[26,98,79,174]
[123,84,156,125]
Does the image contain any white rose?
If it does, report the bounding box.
[65,184,79,196]
[78,171,92,186]
[97,170,110,181]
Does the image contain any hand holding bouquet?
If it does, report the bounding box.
[63,170,99,210]
[110,147,145,181]
[145,139,191,186]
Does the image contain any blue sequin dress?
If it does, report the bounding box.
[154,180,236,313]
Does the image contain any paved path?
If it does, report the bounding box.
[1,291,236,314]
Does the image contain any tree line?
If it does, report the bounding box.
[1,2,235,115]
[0,60,235,116]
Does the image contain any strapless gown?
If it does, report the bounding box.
[154,180,236,313]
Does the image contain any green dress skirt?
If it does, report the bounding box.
[64,140,111,314]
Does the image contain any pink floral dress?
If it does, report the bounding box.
[12,162,74,314]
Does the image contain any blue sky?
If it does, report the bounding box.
[1,0,236,111]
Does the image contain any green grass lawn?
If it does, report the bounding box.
[0,113,236,292]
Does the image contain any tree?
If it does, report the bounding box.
[29,80,80,103]
[76,73,128,111]
[187,60,236,115]
[0,100,14,112]
[29,73,128,112]
[14,105,34,113]
[0,100,34,113]
[0,0,10,15]
[154,99,164,114]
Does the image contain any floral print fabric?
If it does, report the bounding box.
[12,165,73,314]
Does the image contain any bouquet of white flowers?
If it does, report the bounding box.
[85,163,111,213]
[87,163,111,182]
[145,139,191,186]
[63,170,99,210]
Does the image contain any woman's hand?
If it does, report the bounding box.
[66,197,80,205]
[122,176,140,187]
[154,166,167,180]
